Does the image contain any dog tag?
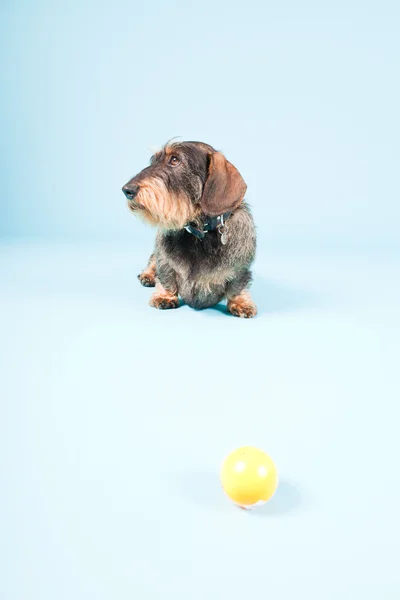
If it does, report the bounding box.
[220,227,228,245]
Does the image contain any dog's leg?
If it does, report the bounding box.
[150,264,179,310]
[138,253,157,287]
[227,290,257,318]
[226,271,257,318]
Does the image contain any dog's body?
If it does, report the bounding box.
[122,141,257,318]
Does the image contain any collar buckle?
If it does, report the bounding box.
[184,211,232,241]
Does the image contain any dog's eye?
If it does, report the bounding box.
[169,155,180,166]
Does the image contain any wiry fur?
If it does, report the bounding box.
[135,178,194,229]
[122,141,257,318]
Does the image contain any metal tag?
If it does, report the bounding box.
[218,220,229,245]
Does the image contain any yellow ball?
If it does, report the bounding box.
[220,446,278,509]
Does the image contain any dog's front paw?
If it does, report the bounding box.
[150,293,179,310]
[138,271,156,287]
[228,299,257,319]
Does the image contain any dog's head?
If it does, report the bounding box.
[122,141,247,230]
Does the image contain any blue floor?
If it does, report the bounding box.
[1,241,399,599]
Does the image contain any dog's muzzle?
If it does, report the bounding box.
[122,183,142,210]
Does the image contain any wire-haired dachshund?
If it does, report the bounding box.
[122,141,257,318]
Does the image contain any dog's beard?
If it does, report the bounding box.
[133,178,194,229]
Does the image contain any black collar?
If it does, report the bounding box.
[184,211,232,240]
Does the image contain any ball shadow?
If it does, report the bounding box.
[249,479,303,518]
[177,472,304,517]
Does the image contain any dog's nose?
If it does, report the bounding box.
[122,183,139,200]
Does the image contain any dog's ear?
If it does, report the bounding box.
[200,152,247,217]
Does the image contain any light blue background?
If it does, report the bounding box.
[2,0,399,246]
[1,2,400,599]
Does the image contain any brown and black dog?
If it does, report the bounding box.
[122,141,257,318]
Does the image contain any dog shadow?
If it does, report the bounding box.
[208,277,317,317]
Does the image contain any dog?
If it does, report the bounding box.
[122,141,257,318]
